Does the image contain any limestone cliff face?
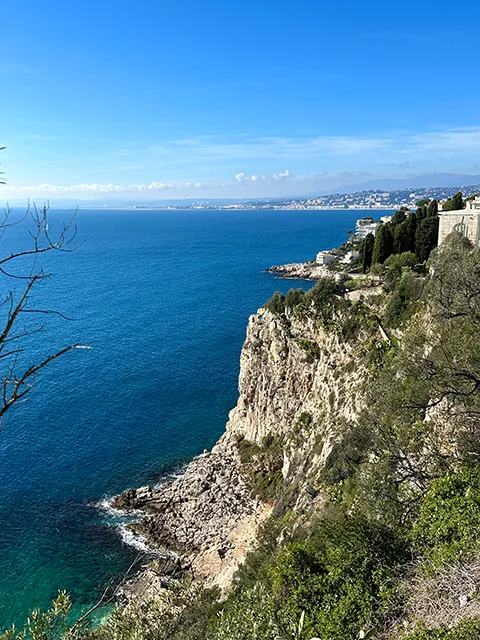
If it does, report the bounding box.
[228,308,365,441]
[226,308,369,491]
[118,302,376,595]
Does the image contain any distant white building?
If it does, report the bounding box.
[466,196,480,211]
[340,250,360,265]
[316,250,336,265]
[380,215,393,224]
[355,217,379,240]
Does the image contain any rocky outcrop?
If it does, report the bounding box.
[116,304,376,594]
[267,262,347,281]
[114,436,264,589]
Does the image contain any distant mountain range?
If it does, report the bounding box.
[329,173,480,195]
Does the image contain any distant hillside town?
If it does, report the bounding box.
[168,183,480,211]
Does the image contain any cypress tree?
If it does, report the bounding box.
[416,206,425,226]
[393,222,407,255]
[415,216,439,262]
[442,191,464,211]
[427,199,438,217]
[362,233,375,273]
[404,212,417,253]
[452,191,464,210]
[372,223,393,265]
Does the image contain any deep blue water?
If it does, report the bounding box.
[0,208,366,628]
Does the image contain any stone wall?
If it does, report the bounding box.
[438,210,480,247]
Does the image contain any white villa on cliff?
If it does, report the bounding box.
[438,197,480,247]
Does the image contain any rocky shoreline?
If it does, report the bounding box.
[113,434,267,598]
[266,261,348,281]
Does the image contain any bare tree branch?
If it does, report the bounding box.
[0,183,88,424]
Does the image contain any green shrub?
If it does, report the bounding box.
[268,514,409,640]
[295,278,339,325]
[264,291,285,314]
[285,288,305,309]
[236,434,284,502]
[235,434,261,464]
[411,468,480,570]
[91,583,221,640]
[384,270,424,327]
[297,338,321,363]
[384,252,418,288]
[251,469,284,503]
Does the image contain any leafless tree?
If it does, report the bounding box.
[0,201,89,427]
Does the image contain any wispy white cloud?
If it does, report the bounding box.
[106,127,480,174]
[0,180,212,195]
[235,169,293,183]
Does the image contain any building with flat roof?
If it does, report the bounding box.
[316,250,336,265]
[355,217,379,240]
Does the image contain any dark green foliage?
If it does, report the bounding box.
[264,290,285,313]
[416,199,430,207]
[384,268,424,327]
[442,191,464,211]
[405,211,418,252]
[251,469,284,503]
[362,232,375,272]
[284,288,305,309]
[411,468,480,569]
[323,423,371,483]
[384,252,418,289]
[391,208,408,226]
[393,222,408,254]
[268,514,409,640]
[372,222,394,264]
[235,434,261,463]
[416,205,426,226]
[415,216,439,262]
[427,199,438,217]
[295,277,340,326]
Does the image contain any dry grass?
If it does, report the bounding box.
[382,558,480,637]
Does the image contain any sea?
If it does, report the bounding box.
[0,207,366,628]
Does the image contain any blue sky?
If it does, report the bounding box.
[1,0,480,201]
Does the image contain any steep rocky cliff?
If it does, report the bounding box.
[116,296,380,595]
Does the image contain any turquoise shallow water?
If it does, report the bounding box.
[0,207,369,628]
